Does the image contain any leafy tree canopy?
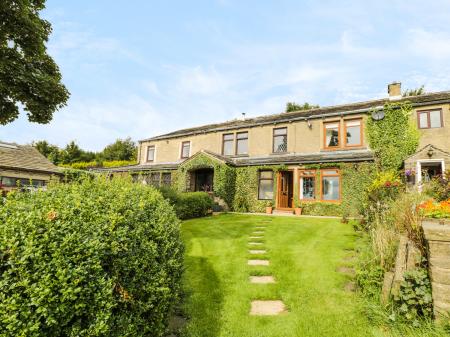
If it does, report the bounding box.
[285,102,319,113]
[99,137,137,161]
[0,0,69,125]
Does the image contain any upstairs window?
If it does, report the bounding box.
[321,169,340,201]
[273,127,287,153]
[300,170,316,200]
[324,122,340,149]
[223,133,234,156]
[418,109,443,129]
[147,146,155,162]
[181,141,191,159]
[258,171,274,200]
[236,132,248,155]
[344,119,362,147]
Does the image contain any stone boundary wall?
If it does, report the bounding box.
[423,220,450,321]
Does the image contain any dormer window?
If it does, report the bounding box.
[181,141,191,159]
[147,146,155,162]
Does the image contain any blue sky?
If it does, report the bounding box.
[2,0,450,151]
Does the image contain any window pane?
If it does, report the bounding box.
[147,146,155,161]
[418,113,428,128]
[237,132,248,139]
[258,179,274,200]
[1,177,17,187]
[223,140,234,155]
[301,170,315,176]
[162,173,171,186]
[236,138,248,154]
[322,170,339,175]
[326,127,339,147]
[223,133,234,140]
[301,177,315,199]
[274,128,287,136]
[346,124,361,146]
[150,173,160,187]
[260,171,273,179]
[273,135,287,152]
[322,176,340,200]
[429,110,442,128]
[181,142,190,158]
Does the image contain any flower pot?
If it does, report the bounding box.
[265,206,273,214]
[294,207,302,216]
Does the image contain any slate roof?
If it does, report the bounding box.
[96,149,374,172]
[141,90,450,142]
[0,141,60,174]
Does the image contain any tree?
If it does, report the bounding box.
[100,137,137,161]
[33,140,61,164]
[403,85,425,97]
[0,0,69,125]
[285,102,319,113]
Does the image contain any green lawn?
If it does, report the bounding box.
[179,214,444,337]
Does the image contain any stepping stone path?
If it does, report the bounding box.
[249,249,266,254]
[250,276,275,284]
[247,222,286,316]
[250,300,286,316]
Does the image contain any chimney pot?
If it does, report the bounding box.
[388,82,402,99]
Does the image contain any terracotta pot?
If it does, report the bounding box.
[265,206,273,214]
[294,207,302,216]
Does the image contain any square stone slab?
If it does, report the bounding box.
[248,259,270,266]
[250,276,275,284]
[249,236,263,239]
[249,242,264,246]
[255,226,266,229]
[253,231,265,234]
[249,250,267,254]
[250,300,286,315]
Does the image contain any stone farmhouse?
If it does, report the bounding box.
[104,82,450,214]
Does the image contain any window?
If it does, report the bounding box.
[236,132,248,155]
[258,171,274,200]
[147,146,155,162]
[324,122,340,148]
[321,169,340,201]
[344,119,362,147]
[162,173,172,186]
[181,141,190,158]
[222,133,234,156]
[0,177,45,188]
[149,172,160,187]
[300,170,316,200]
[273,127,287,153]
[418,109,443,129]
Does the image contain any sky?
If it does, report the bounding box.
[2,0,450,151]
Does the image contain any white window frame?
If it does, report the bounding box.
[416,159,445,186]
[180,141,191,159]
[147,145,156,162]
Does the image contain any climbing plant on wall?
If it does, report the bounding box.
[174,153,236,206]
[366,102,419,171]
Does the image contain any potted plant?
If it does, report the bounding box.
[294,200,303,216]
[265,201,273,214]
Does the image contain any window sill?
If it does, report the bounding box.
[320,146,366,152]
[270,151,290,156]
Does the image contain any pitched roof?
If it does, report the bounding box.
[141,90,450,142]
[0,141,60,174]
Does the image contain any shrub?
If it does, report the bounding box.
[424,170,450,202]
[159,187,213,220]
[394,268,433,322]
[0,177,183,337]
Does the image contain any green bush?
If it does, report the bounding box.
[301,202,343,216]
[394,268,433,322]
[0,177,183,337]
[160,187,213,219]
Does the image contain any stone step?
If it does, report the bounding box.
[249,236,263,239]
[250,300,286,315]
[249,250,267,254]
[248,242,264,246]
[248,259,269,266]
[249,276,275,284]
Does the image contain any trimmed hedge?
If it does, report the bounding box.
[0,177,183,337]
[160,187,213,219]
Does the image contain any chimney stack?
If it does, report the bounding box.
[388,82,402,99]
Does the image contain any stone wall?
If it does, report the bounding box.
[423,219,450,321]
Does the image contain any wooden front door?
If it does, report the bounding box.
[277,171,293,209]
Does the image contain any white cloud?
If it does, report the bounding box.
[407,28,450,59]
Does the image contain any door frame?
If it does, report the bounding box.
[276,170,294,210]
[416,159,445,185]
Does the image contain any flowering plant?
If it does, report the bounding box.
[418,199,450,219]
